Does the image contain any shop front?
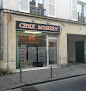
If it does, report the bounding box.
[2,11,86,72]
[16,21,60,69]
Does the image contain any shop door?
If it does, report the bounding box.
[75,41,84,63]
[47,37,57,66]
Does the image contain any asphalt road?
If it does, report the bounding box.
[34,75,86,91]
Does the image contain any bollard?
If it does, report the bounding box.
[50,66,52,78]
[19,63,22,83]
[20,68,22,83]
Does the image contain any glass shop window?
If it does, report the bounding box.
[16,31,47,69]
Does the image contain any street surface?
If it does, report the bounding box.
[34,75,86,91]
[4,63,86,91]
[7,75,86,91]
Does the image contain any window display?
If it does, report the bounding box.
[16,31,47,68]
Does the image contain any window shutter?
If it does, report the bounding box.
[44,0,49,16]
[71,0,78,21]
[44,0,56,17]
[49,0,56,17]
[84,5,86,17]
[3,0,7,8]
[19,0,29,13]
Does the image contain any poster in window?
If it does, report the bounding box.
[49,47,57,61]
[38,47,46,62]
[17,47,27,63]
[28,47,37,62]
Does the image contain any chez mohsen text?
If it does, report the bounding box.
[16,21,60,33]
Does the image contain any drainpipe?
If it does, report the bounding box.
[1,0,3,59]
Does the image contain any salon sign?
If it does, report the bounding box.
[16,21,60,33]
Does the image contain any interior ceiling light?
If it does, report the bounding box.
[24,31,42,34]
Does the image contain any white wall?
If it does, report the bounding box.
[2,0,72,20]
[3,0,19,10]
[56,0,71,20]
[1,0,86,21]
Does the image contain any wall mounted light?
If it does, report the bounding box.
[63,23,67,26]
[46,21,50,25]
[80,28,82,30]
[24,31,42,34]
[32,19,35,23]
[62,22,67,26]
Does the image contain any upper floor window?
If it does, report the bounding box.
[19,0,56,17]
[77,2,86,22]
[38,0,43,4]
[30,0,44,15]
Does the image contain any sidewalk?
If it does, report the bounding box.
[0,64,86,91]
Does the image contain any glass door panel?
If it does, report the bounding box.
[48,38,57,65]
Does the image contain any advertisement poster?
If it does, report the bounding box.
[17,47,27,63]
[28,47,37,62]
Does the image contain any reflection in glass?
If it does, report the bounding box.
[16,31,47,69]
[30,0,36,2]
[38,0,43,4]
[29,0,32,2]
[49,40,57,65]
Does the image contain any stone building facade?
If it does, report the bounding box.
[0,11,86,72]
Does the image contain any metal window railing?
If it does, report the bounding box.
[78,13,85,23]
[30,3,44,16]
